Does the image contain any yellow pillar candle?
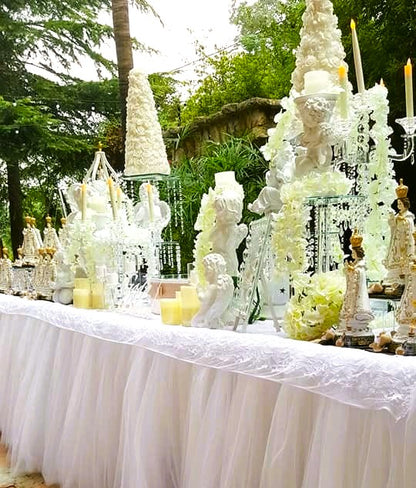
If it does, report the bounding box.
[146,183,154,222]
[350,19,365,93]
[81,183,87,221]
[405,59,414,118]
[107,177,118,220]
[74,277,90,290]
[175,291,183,324]
[180,285,200,326]
[338,65,348,119]
[160,298,182,325]
[73,288,91,309]
[91,282,106,309]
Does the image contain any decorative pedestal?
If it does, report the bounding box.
[343,330,375,349]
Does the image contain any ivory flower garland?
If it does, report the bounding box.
[273,170,352,276]
[361,85,396,281]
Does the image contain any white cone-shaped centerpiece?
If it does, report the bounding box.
[124,69,171,176]
[291,0,348,95]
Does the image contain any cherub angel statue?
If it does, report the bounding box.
[192,253,234,329]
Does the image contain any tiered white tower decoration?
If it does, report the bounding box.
[124,69,171,177]
[291,0,348,96]
[236,0,399,340]
[123,68,183,281]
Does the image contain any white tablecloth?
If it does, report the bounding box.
[0,294,415,487]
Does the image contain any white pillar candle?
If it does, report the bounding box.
[405,59,414,118]
[303,70,332,95]
[350,19,365,93]
[214,171,236,189]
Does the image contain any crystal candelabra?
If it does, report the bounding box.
[390,116,416,164]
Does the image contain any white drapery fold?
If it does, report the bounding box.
[0,296,415,487]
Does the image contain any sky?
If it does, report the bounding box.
[129,0,240,78]
[68,0,246,92]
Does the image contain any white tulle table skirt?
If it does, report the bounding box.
[0,295,416,488]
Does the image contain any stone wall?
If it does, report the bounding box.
[164,97,281,162]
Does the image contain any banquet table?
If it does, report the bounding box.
[0,294,416,488]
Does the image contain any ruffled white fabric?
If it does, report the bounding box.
[0,295,416,487]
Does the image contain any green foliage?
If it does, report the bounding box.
[0,0,115,87]
[148,73,182,129]
[169,136,268,267]
[0,0,124,250]
[182,0,304,122]
[332,0,416,122]
[181,0,416,126]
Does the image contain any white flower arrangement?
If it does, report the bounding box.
[283,270,346,341]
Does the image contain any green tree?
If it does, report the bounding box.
[170,136,268,266]
[332,0,416,122]
[0,0,117,254]
[182,0,303,122]
[182,0,416,126]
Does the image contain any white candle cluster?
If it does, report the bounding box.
[124,69,171,176]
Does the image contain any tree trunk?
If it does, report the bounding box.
[111,0,134,172]
[6,159,23,258]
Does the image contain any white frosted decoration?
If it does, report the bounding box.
[303,70,333,95]
[214,171,236,188]
[124,69,170,176]
[291,0,348,96]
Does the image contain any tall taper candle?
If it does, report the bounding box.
[146,183,154,222]
[405,59,414,118]
[338,66,348,119]
[107,177,117,220]
[81,183,87,221]
[116,186,122,210]
[350,19,365,93]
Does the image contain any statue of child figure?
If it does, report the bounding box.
[0,247,13,292]
[383,179,415,294]
[192,253,234,329]
[22,216,40,266]
[210,185,248,277]
[339,229,374,333]
[43,215,61,251]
